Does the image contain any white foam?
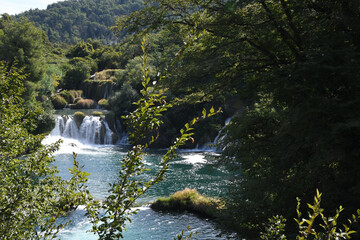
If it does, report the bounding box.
[42,135,117,155]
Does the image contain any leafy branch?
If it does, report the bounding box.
[261,190,360,240]
[86,37,220,239]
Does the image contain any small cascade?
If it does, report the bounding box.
[51,115,115,145]
[103,121,114,145]
[114,119,130,145]
[103,84,113,99]
[198,117,232,152]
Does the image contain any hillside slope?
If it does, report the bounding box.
[17,0,143,43]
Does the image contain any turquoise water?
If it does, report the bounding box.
[44,137,239,239]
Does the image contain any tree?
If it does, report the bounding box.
[61,57,96,89]
[0,62,89,239]
[0,16,47,85]
[115,0,360,235]
[66,40,95,58]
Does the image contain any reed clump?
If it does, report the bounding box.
[151,188,221,218]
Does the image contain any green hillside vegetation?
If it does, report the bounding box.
[17,0,143,43]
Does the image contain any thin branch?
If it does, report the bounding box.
[280,0,303,51]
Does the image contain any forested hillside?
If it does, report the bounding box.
[17,0,143,43]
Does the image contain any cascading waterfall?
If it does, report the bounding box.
[114,119,129,145]
[198,117,232,151]
[103,83,113,99]
[51,115,115,145]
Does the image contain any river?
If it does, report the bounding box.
[43,111,240,239]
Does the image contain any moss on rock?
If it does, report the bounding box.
[59,90,83,104]
[51,95,67,109]
[91,111,103,117]
[98,98,109,109]
[73,111,85,128]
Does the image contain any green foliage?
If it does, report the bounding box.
[39,64,62,96]
[61,57,95,89]
[59,90,75,103]
[85,38,220,239]
[0,17,46,83]
[66,40,94,58]
[71,99,97,109]
[260,216,287,240]
[51,94,67,109]
[260,190,360,240]
[98,98,109,109]
[59,90,83,104]
[73,111,86,128]
[108,83,139,115]
[0,16,47,102]
[151,188,221,218]
[33,100,56,134]
[91,111,104,117]
[116,0,360,236]
[17,0,144,43]
[0,62,90,239]
[174,226,197,240]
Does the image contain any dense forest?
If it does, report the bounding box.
[1,0,360,239]
[17,0,143,43]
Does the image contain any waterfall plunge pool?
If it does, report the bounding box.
[42,112,240,239]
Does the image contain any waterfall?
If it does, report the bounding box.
[114,119,130,145]
[51,115,115,145]
[103,83,113,99]
[198,117,232,152]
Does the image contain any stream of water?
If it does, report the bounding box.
[43,111,240,239]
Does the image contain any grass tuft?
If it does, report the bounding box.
[151,188,222,218]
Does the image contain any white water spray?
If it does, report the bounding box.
[50,115,114,145]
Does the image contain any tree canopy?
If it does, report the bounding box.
[0,62,89,239]
[116,0,360,235]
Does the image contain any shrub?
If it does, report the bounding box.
[70,99,96,109]
[260,190,360,240]
[59,90,74,103]
[98,99,109,109]
[69,90,82,98]
[51,95,67,109]
[60,90,83,104]
[151,189,220,218]
[73,111,85,128]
